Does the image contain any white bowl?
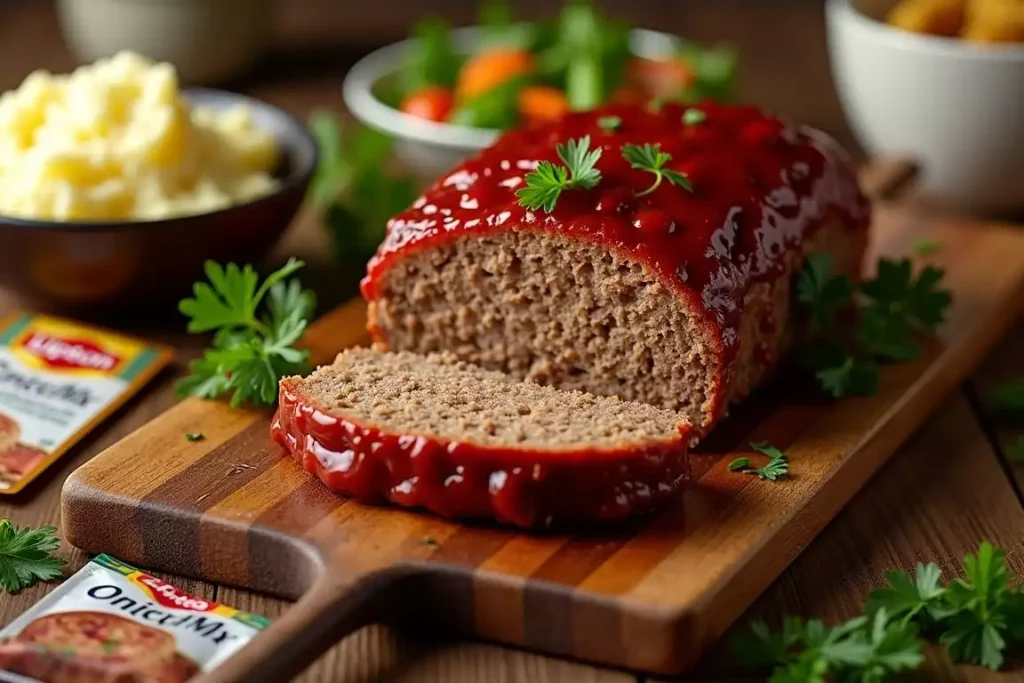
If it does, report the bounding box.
[342,26,681,180]
[826,0,1024,214]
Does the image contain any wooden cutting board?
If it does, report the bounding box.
[61,163,1024,683]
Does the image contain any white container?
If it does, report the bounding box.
[58,0,272,85]
[826,0,1024,214]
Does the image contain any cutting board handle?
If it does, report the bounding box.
[859,157,918,202]
[192,568,412,683]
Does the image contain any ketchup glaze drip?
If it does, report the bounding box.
[362,102,870,364]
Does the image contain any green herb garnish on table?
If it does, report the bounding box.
[516,135,603,212]
[733,542,1024,677]
[0,520,65,594]
[176,258,315,408]
[728,441,789,481]
[796,254,952,399]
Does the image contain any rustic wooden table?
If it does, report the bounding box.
[1,2,1022,681]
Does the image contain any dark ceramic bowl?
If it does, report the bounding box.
[0,88,317,313]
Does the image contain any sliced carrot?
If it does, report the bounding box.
[611,85,647,106]
[400,86,455,122]
[457,48,535,100]
[517,85,569,123]
[627,57,696,100]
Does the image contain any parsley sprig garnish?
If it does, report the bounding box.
[177,259,316,407]
[911,237,943,256]
[734,542,1024,677]
[0,520,65,594]
[728,441,789,481]
[682,108,706,125]
[796,254,952,399]
[515,136,603,213]
[620,143,693,196]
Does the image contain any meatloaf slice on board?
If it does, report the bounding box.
[361,102,870,436]
[271,349,690,528]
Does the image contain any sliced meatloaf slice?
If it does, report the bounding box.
[271,349,690,527]
[361,102,871,436]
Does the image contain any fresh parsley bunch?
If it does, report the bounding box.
[176,258,315,407]
[0,520,65,594]
[733,541,1024,679]
[796,253,952,399]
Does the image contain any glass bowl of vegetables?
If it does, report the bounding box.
[342,1,736,179]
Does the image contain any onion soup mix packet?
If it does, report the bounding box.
[0,554,268,683]
[0,312,172,494]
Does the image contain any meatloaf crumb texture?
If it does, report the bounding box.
[271,349,690,527]
[367,222,865,433]
[299,348,684,448]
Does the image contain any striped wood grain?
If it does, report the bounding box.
[61,191,1024,681]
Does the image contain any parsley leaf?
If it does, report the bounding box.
[730,617,805,669]
[0,520,65,594]
[794,253,951,399]
[177,259,314,408]
[735,611,920,683]
[912,237,943,256]
[597,115,621,131]
[729,442,789,481]
[940,542,1013,670]
[682,108,706,125]
[796,253,854,330]
[857,306,919,362]
[860,258,952,333]
[621,143,692,196]
[734,542,1024,678]
[516,136,602,212]
[816,356,880,399]
[184,432,204,442]
[867,563,948,626]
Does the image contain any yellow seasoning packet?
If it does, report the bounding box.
[0,312,173,494]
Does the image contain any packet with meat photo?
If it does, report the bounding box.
[0,554,268,683]
[0,312,172,494]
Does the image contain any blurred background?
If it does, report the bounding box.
[0,0,1020,316]
[0,1,852,146]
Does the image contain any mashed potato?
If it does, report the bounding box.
[0,51,280,222]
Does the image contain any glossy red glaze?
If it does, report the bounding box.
[271,379,690,528]
[361,103,870,422]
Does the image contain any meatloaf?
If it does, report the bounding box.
[361,102,870,436]
[271,349,690,527]
[0,611,199,683]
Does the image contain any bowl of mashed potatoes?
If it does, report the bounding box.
[826,0,1024,214]
[0,51,316,310]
